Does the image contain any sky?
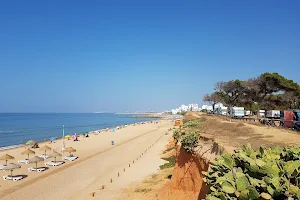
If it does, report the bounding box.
[0,0,299,113]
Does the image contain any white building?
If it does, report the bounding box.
[202,105,208,110]
[201,105,213,111]
[188,104,199,111]
[169,103,200,114]
[179,104,189,112]
[214,103,224,109]
[171,108,180,115]
[206,106,213,111]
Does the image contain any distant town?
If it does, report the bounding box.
[168,103,215,115]
[114,103,217,115]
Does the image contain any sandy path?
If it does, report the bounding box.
[75,127,172,200]
[0,122,172,200]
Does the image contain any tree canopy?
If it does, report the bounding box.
[203,72,300,111]
[203,92,221,111]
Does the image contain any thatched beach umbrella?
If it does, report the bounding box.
[21,149,35,160]
[49,151,62,162]
[2,163,21,177]
[39,145,52,155]
[64,147,76,156]
[0,154,15,165]
[28,156,44,168]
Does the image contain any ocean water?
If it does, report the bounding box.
[0,113,156,148]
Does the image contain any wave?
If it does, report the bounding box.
[0,130,20,133]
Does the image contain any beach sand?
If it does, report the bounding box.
[0,120,173,200]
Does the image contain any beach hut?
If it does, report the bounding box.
[174,119,181,126]
[21,149,35,160]
[0,154,15,165]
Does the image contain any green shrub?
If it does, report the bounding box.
[173,129,180,142]
[160,156,176,169]
[181,132,199,153]
[177,111,187,115]
[183,120,202,128]
[203,144,300,200]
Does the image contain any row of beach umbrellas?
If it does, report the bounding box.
[24,132,90,144]
[0,146,76,178]
[1,146,77,163]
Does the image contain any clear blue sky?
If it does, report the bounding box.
[0,0,299,113]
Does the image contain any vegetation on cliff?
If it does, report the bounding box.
[181,132,199,153]
[203,144,300,199]
[160,156,176,170]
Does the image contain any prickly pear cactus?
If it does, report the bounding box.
[203,144,300,199]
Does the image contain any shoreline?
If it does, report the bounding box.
[0,113,165,149]
[0,119,163,152]
[115,112,163,115]
[129,115,163,118]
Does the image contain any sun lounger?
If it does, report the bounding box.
[18,159,29,164]
[28,167,46,172]
[45,161,64,167]
[3,175,23,181]
[39,154,50,159]
[0,164,6,170]
[64,156,78,161]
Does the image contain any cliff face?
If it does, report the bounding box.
[170,146,209,199]
[158,146,209,200]
[158,139,223,200]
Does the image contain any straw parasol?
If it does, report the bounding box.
[49,151,62,162]
[0,154,15,165]
[21,149,35,160]
[28,156,44,168]
[39,145,52,155]
[2,163,21,177]
[64,147,76,156]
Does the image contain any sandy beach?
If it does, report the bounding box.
[0,120,173,200]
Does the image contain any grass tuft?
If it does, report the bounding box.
[134,188,152,193]
[159,156,176,169]
[163,147,175,154]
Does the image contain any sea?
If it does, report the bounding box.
[0,113,156,148]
